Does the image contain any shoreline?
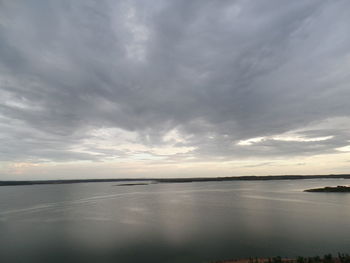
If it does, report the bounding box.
[1,174,350,187]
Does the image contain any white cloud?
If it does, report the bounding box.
[237,137,265,146]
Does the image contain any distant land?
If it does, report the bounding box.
[1,174,350,186]
[305,185,350,192]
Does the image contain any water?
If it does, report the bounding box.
[1,179,350,263]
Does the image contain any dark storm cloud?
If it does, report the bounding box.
[1,0,350,162]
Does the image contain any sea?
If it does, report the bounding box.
[0,179,349,263]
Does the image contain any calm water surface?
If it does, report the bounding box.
[1,179,350,263]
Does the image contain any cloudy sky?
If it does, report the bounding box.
[1,0,350,180]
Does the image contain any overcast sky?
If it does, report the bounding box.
[1,0,350,180]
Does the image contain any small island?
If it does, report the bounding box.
[115,183,150,186]
[304,185,350,192]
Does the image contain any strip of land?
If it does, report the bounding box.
[1,174,350,186]
[304,185,350,192]
[115,183,150,186]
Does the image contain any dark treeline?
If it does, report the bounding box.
[156,174,350,183]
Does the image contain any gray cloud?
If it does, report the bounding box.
[1,0,350,163]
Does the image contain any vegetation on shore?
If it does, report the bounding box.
[212,253,350,263]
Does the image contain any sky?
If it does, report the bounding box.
[1,0,350,180]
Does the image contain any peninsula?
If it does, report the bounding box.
[304,185,350,192]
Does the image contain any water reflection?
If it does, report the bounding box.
[1,179,350,262]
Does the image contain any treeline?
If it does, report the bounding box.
[157,174,350,184]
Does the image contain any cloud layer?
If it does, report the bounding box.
[1,0,350,176]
